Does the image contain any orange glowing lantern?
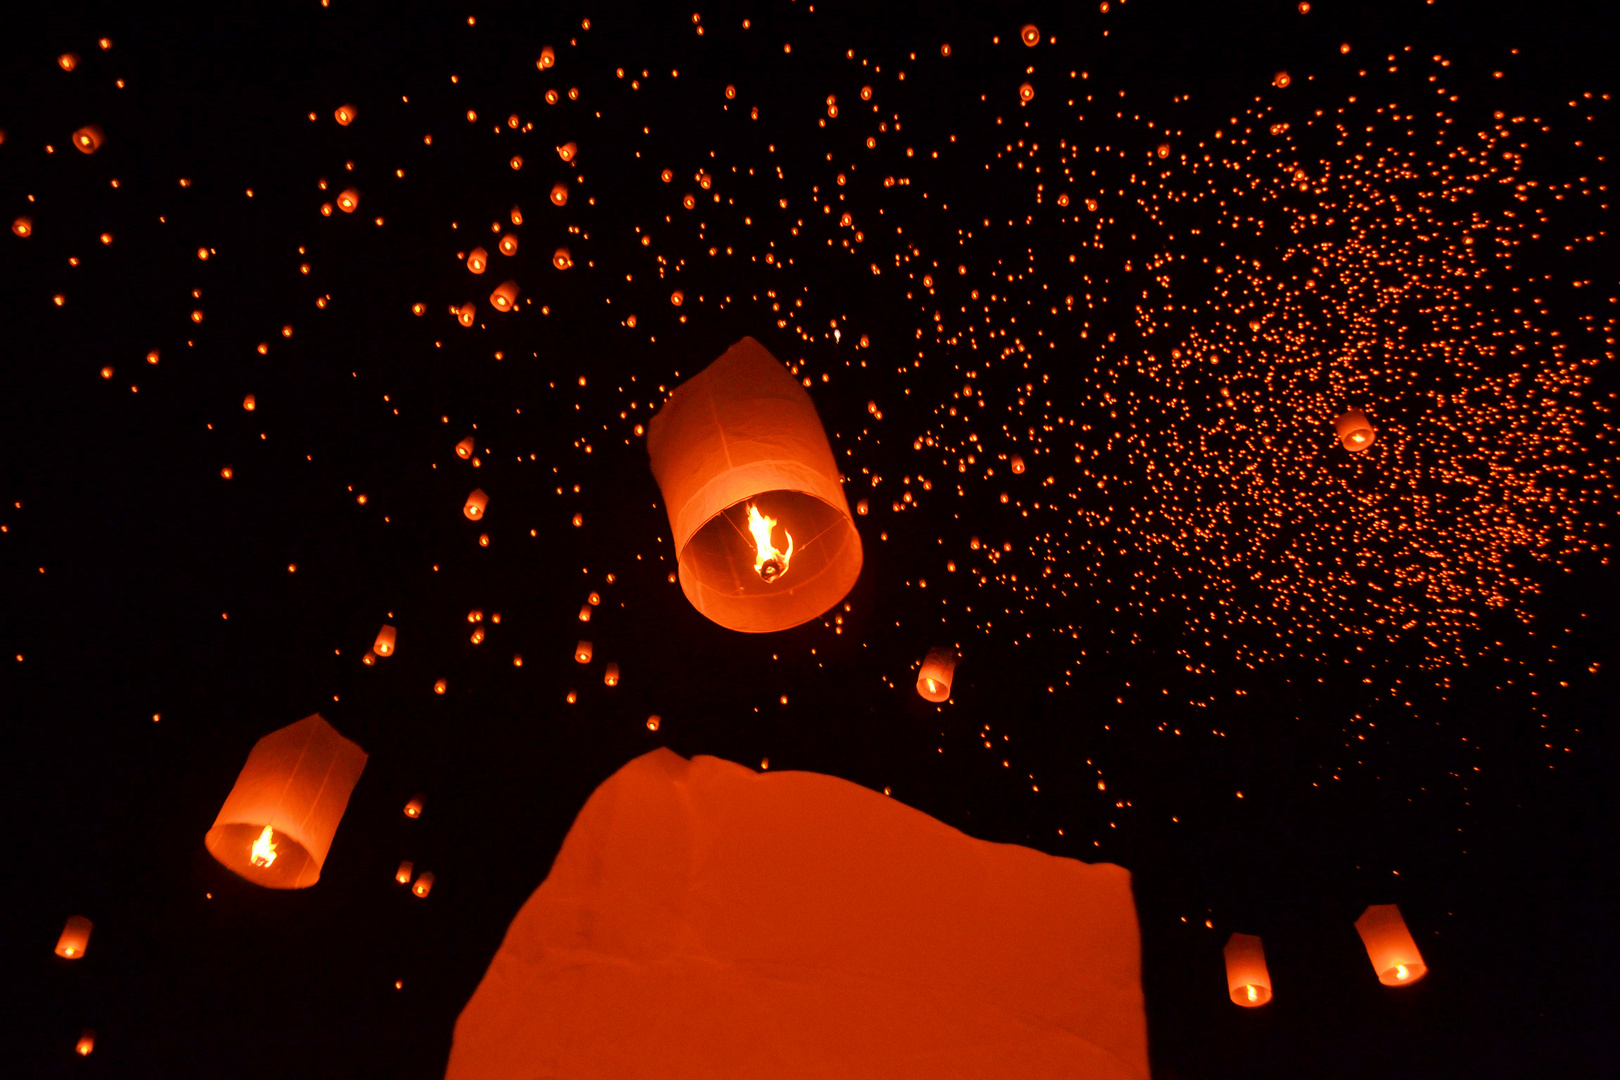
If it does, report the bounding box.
[467,247,488,274]
[242,394,257,411]
[457,302,476,327]
[75,1030,95,1056]
[490,281,520,312]
[1021,24,1041,46]
[1010,454,1026,474]
[1355,904,1427,986]
[204,714,368,889]
[604,663,620,687]
[578,604,592,622]
[72,125,104,154]
[1223,933,1273,1006]
[646,337,863,633]
[498,235,518,257]
[456,436,476,459]
[396,860,414,884]
[575,641,593,664]
[550,182,569,206]
[55,915,93,959]
[404,794,425,818]
[335,188,359,213]
[916,647,958,703]
[1273,71,1291,89]
[557,141,577,162]
[413,872,436,898]
[464,489,488,520]
[1019,82,1034,103]
[13,216,33,238]
[856,499,869,516]
[374,624,397,657]
[1334,410,1376,452]
[553,247,573,270]
[59,52,80,71]
[334,103,357,125]
[538,46,555,69]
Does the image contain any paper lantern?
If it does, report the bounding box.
[396,860,415,884]
[1355,904,1427,986]
[456,436,476,459]
[413,871,436,898]
[447,749,1148,1080]
[467,246,488,274]
[1021,24,1041,46]
[457,302,476,327]
[1010,454,1026,474]
[335,188,359,213]
[72,125,104,154]
[916,647,958,703]
[1334,409,1376,452]
[552,247,573,270]
[490,281,520,312]
[59,52,80,71]
[242,394,256,411]
[404,794,425,818]
[464,489,488,520]
[498,234,518,256]
[204,714,368,889]
[604,663,620,687]
[75,1030,95,1057]
[12,216,32,238]
[575,641,593,664]
[578,604,592,622]
[1018,82,1034,103]
[557,141,577,162]
[646,337,863,634]
[1223,933,1273,1006]
[374,624,396,657]
[334,103,357,125]
[55,915,92,959]
[538,46,555,69]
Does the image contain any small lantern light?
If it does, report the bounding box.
[916,647,958,703]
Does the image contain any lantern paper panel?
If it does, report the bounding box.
[646,337,863,634]
[1222,932,1273,1006]
[916,647,959,703]
[55,915,93,959]
[1355,903,1428,986]
[204,714,368,889]
[447,749,1147,1080]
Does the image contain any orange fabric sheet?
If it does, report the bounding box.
[448,750,1148,1079]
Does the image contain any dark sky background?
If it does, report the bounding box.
[3,1,1616,1077]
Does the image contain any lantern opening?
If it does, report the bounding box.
[746,502,794,583]
[249,823,278,867]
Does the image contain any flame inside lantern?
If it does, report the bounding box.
[249,824,278,867]
[746,503,793,583]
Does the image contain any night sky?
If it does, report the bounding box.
[4,1,1616,1077]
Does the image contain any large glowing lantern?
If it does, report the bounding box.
[1223,933,1272,1006]
[490,281,520,312]
[374,624,396,657]
[1355,904,1427,986]
[447,749,1148,1079]
[464,489,488,520]
[916,647,958,703]
[55,916,93,959]
[1333,409,1376,452]
[646,337,863,633]
[204,714,368,889]
[72,125,104,154]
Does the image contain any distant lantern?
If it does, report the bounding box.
[916,647,958,703]
[1010,454,1026,474]
[334,103,357,125]
[510,205,523,226]
[72,125,104,154]
[396,860,414,884]
[75,1030,95,1057]
[1021,24,1041,46]
[670,290,684,306]
[59,52,80,71]
[55,916,93,959]
[550,182,569,206]
[455,436,476,459]
[1334,409,1376,452]
[1223,933,1273,1006]
[578,604,592,622]
[538,46,555,69]
[553,247,573,270]
[1355,904,1427,986]
[604,663,620,687]
[498,235,518,256]
[204,714,368,889]
[856,499,869,516]
[413,872,436,898]
[404,794,425,818]
[434,678,448,695]
[12,216,33,237]
[1156,143,1171,159]
[509,155,523,170]
[464,489,488,520]
[1018,82,1034,103]
[457,302,476,327]
[490,281,520,312]
[557,141,578,162]
[336,188,359,212]
[1273,71,1292,89]
[467,247,488,274]
[575,640,593,664]
[242,394,257,411]
[374,624,397,657]
[646,337,864,634]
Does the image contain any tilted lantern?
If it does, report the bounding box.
[396,860,414,884]
[413,871,436,898]
[55,915,93,959]
[1223,932,1273,1006]
[404,794,425,818]
[374,624,396,657]
[646,337,863,633]
[467,247,488,274]
[490,281,519,312]
[916,647,958,703]
[575,641,593,664]
[334,104,357,125]
[1355,904,1427,986]
[72,125,104,154]
[464,489,488,520]
[204,714,368,889]
[1334,410,1376,452]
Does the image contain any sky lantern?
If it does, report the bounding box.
[490,281,519,311]
[498,235,518,256]
[72,125,104,154]
[413,872,436,898]
[646,337,863,634]
[1355,904,1427,986]
[464,489,488,519]
[553,247,573,270]
[557,141,577,162]
[1019,82,1034,103]
[204,714,368,889]
[334,103,356,125]
[916,647,958,703]
[457,302,476,327]
[467,247,488,274]
[550,182,568,206]
[1010,454,1025,474]
[59,52,80,71]
[1021,24,1041,46]
[336,188,359,212]
[1223,933,1273,1006]
[75,1030,95,1056]
[1334,409,1377,452]
[538,45,555,69]
[575,641,593,663]
[14,216,33,237]
[404,793,425,818]
[374,624,396,657]
[55,915,93,959]
[578,603,592,622]
[396,860,414,884]
[603,663,620,686]
[456,436,475,459]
